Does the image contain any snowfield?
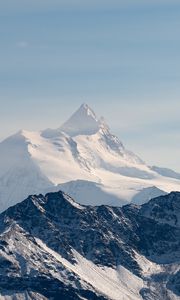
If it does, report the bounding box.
[0,103,180,211]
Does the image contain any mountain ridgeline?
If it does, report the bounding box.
[0,190,180,299]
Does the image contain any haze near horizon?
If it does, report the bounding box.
[0,0,180,171]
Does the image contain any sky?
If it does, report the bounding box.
[0,0,180,171]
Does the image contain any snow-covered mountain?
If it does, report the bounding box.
[0,103,180,212]
[0,190,180,299]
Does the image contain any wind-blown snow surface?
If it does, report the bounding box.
[35,239,143,300]
[0,103,180,211]
[0,190,180,299]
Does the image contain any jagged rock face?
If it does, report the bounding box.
[0,191,180,299]
[140,191,180,228]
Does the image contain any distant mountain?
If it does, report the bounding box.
[131,186,167,205]
[0,190,180,299]
[0,103,180,211]
[151,166,180,180]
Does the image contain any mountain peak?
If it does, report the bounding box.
[79,103,98,119]
[60,103,102,137]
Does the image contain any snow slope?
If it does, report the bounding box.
[0,103,180,211]
[36,238,143,300]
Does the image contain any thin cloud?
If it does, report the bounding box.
[1,0,180,14]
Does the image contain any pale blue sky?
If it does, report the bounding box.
[0,0,180,170]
